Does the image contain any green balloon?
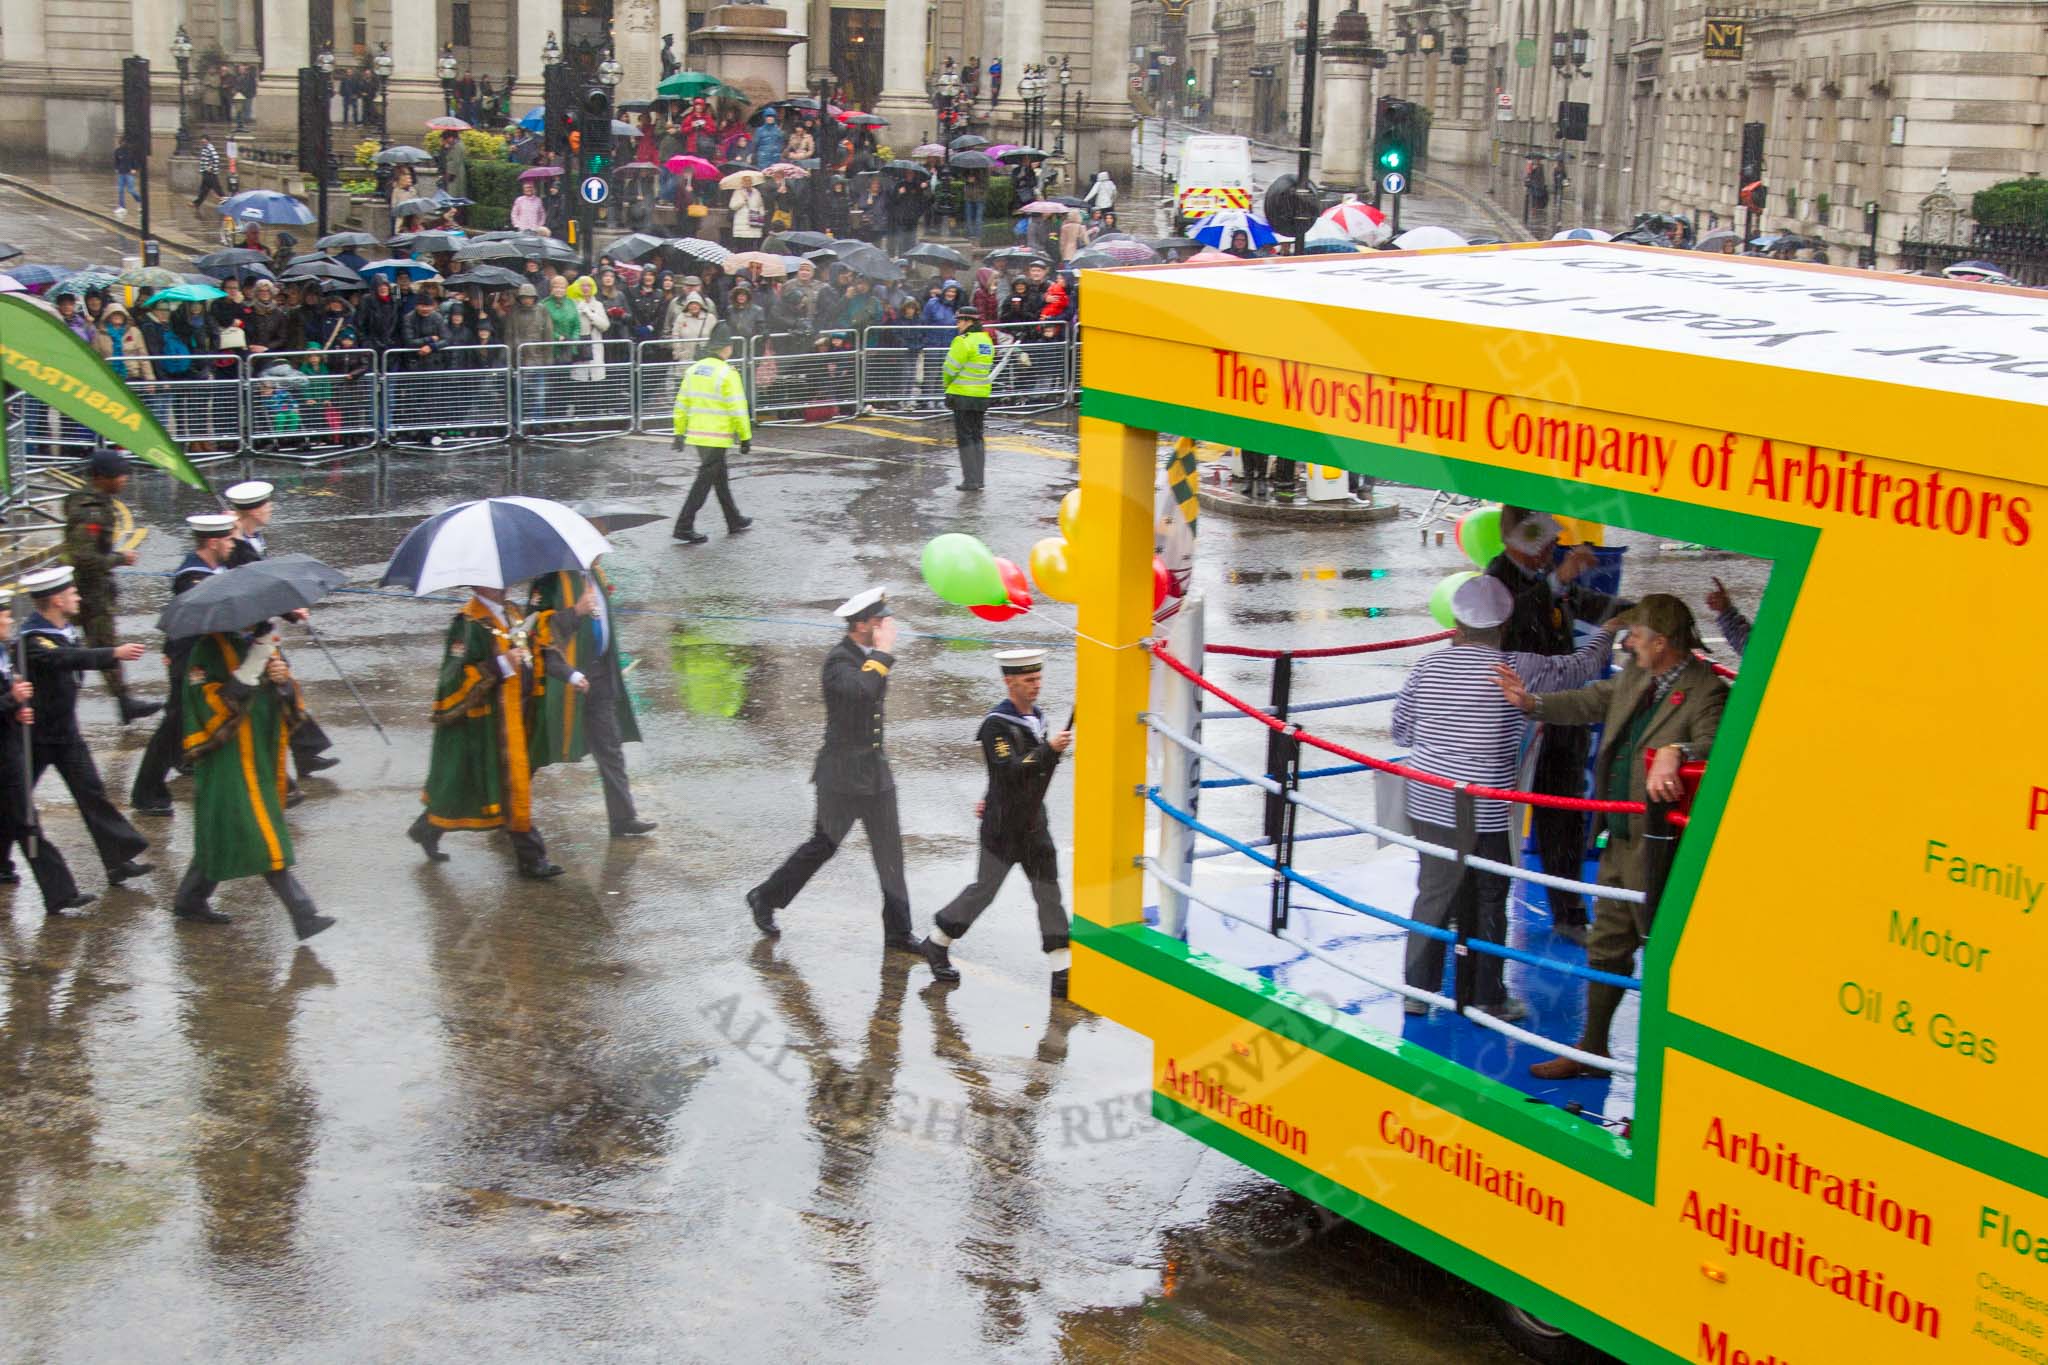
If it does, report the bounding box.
[920,533,1007,606]
[1429,571,1479,629]
[1461,506,1503,567]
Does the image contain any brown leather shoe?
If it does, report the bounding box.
[1529,1053,1609,1081]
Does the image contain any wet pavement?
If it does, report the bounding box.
[0,412,1769,1360]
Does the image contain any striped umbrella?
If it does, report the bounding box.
[380,497,611,595]
[670,238,732,266]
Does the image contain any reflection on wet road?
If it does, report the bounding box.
[0,420,1737,1360]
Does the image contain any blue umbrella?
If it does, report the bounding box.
[520,105,545,132]
[7,264,69,288]
[360,260,442,282]
[1189,209,1279,249]
[220,189,317,226]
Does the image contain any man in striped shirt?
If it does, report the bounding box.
[192,137,226,210]
[1391,575,1615,1020]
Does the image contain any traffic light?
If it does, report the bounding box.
[1374,97,1418,175]
[1185,69,1197,91]
[1739,181,1769,213]
[544,61,573,158]
[581,85,615,176]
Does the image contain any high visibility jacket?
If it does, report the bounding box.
[942,330,995,397]
[672,355,752,448]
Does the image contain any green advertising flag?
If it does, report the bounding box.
[0,293,208,489]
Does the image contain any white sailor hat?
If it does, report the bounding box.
[1450,574,1514,630]
[19,566,74,597]
[223,480,275,509]
[1503,510,1562,554]
[833,587,891,623]
[186,512,238,539]
[994,648,1046,675]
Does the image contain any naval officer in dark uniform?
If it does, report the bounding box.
[747,588,915,951]
[222,480,339,780]
[130,514,239,816]
[918,649,1075,997]
[18,566,154,884]
[0,574,95,916]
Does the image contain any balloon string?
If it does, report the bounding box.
[1017,604,1151,652]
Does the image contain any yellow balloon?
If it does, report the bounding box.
[1057,488,1082,543]
[1029,536,1078,604]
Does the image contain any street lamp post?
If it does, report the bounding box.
[315,44,335,235]
[171,24,194,155]
[438,45,459,116]
[1231,77,1241,133]
[812,71,838,237]
[1549,28,1590,225]
[1054,58,1071,157]
[374,42,394,146]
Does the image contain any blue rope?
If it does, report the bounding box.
[1193,826,1368,859]
[1200,760,1372,790]
[1146,786,1642,991]
[1199,689,1398,722]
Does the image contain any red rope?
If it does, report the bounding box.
[1205,630,1454,659]
[1150,641,1647,815]
[1696,651,1739,680]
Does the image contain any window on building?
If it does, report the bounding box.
[222,0,240,52]
[452,2,473,47]
[351,0,368,51]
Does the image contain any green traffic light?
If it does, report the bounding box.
[1379,148,1404,170]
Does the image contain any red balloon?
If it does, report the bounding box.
[995,556,1032,609]
[1151,555,1171,610]
[973,557,1033,621]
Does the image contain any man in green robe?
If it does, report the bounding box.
[528,558,654,838]
[171,622,336,939]
[407,584,590,879]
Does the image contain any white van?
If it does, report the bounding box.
[1174,135,1256,231]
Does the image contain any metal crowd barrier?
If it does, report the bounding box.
[32,325,1082,465]
[387,344,513,451]
[515,339,635,444]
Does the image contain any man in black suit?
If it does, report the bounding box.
[747,589,914,951]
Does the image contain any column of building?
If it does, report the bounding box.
[1001,0,1044,138]
[1084,0,1133,179]
[872,0,933,143]
[256,0,310,129]
[386,1,444,137]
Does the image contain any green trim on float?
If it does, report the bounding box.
[1077,384,1823,1200]
[1151,1092,1690,1365]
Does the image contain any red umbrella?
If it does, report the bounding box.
[665,154,719,178]
[517,165,564,181]
[425,116,472,132]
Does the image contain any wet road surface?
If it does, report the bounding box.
[0,416,1765,1361]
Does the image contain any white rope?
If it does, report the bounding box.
[1288,783,1457,861]
[1140,712,1282,794]
[1467,852,1646,906]
[1146,858,1637,1077]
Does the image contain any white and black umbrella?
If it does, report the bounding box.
[380,497,611,595]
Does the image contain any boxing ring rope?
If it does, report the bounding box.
[1141,623,1666,1078]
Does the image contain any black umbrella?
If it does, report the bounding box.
[842,255,904,282]
[387,231,463,255]
[1150,237,1204,260]
[603,232,668,262]
[158,555,347,641]
[998,146,1048,162]
[617,99,655,114]
[371,145,435,166]
[316,230,382,251]
[1066,250,1120,271]
[570,498,665,532]
[881,160,931,176]
[444,265,527,289]
[282,259,362,283]
[219,261,279,284]
[393,197,448,219]
[948,150,994,171]
[453,239,530,264]
[1050,195,1087,209]
[764,230,835,252]
[318,278,368,294]
[985,247,1049,267]
[949,134,989,150]
[468,230,543,243]
[905,242,972,269]
[194,248,272,277]
[0,242,21,262]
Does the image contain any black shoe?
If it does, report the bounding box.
[727,517,753,533]
[47,893,95,918]
[408,821,449,863]
[173,903,233,925]
[132,802,174,817]
[919,936,961,982]
[883,933,921,955]
[610,818,658,837]
[107,860,153,885]
[1050,968,1070,999]
[517,861,565,880]
[296,753,341,774]
[673,530,708,545]
[290,909,337,941]
[285,784,306,809]
[955,483,984,492]
[746,887,779,937]
[119,697,164,723]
